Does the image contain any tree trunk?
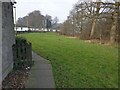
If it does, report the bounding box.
[90,2,100,39]
[118,14,120,44]
[21,27,23,31]
[110,24,117,44]
[50,28,53,32]
[56,29,58,32]
[46,28,49,32]
[110,2,119,44]
[100,29,102,44]
[90,18,97,39]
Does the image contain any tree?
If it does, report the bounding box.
[17,10,46,31]
[110,1,119,44]
[16,17,24,30]
[60,16,74,36]
[52,17,59,32]
[60,0,119,44]
[28,10,43,31]
[45,15,52,31]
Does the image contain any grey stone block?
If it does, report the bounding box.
[0,1,15,86]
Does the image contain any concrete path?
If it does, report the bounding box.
[25,52,55,88]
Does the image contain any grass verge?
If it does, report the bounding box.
[19,32,118,88]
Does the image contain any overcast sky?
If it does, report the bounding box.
[15,0,78,23]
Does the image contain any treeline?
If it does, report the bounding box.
[16,10,59,31]
[60,1,120,44]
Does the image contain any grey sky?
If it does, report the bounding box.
[15,0,78,23]
[14,0,119,23]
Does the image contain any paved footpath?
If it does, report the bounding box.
[25,52,55,88]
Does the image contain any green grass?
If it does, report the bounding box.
[19,32,118,88]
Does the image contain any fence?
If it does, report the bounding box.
[12,37,33,69]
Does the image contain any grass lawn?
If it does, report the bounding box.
[19,32,118,88]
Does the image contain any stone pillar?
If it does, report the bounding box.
[0,1,2,89]
[0,1,15,88]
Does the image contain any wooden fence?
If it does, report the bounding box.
[12,37,33,69]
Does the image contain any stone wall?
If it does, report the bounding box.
[0,1,2,88]
[0,1,15,86]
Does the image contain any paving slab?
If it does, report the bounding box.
[25,52,55,88]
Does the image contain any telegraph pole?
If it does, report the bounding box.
[14,6,17,35]
[27,16,29,31]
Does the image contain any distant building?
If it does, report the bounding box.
[0,0,16,87]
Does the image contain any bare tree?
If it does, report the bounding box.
[110,1,120,44]
[52,17,59,32]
